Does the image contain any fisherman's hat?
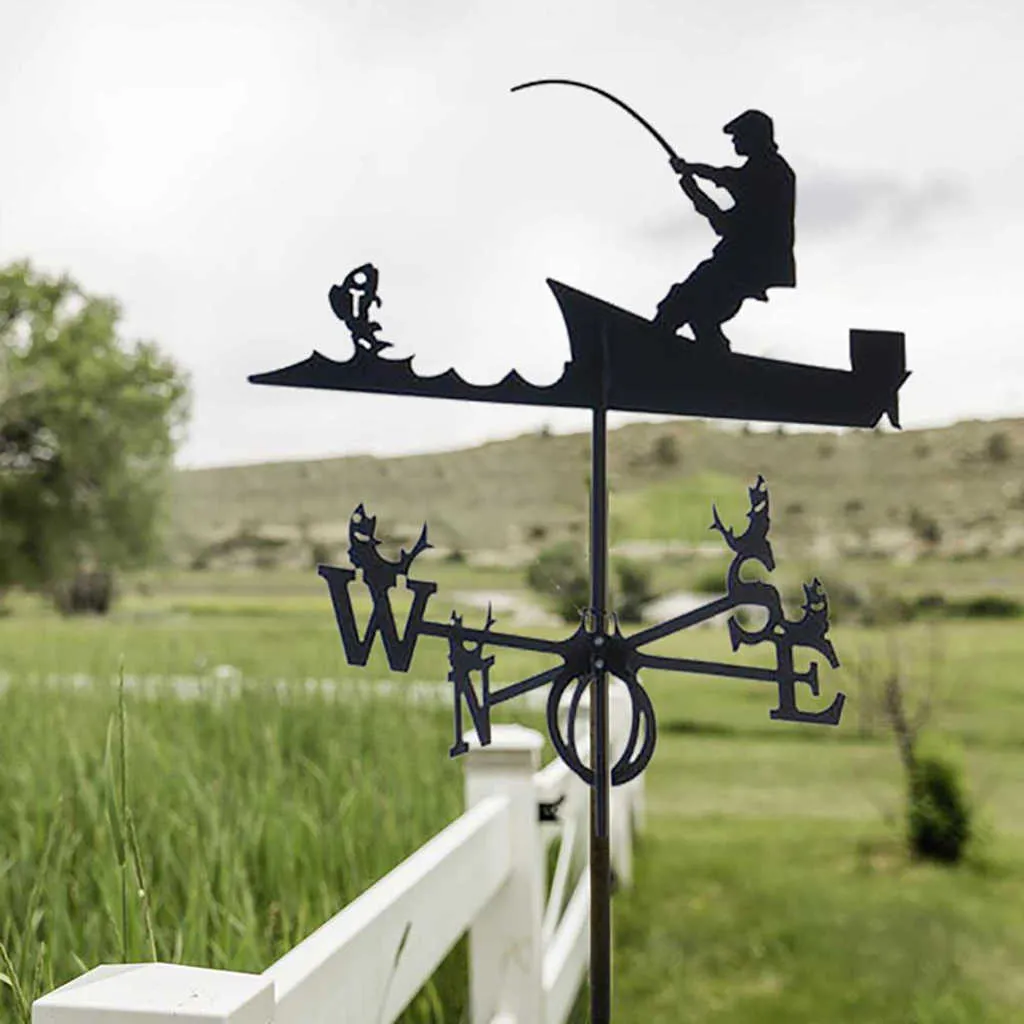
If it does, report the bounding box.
[723,109,774,142]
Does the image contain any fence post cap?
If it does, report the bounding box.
[33,963,274,1023]
[462,724,544,768]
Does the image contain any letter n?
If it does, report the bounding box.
[449,660,492,757]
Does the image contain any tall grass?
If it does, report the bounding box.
[0,670,465,1022]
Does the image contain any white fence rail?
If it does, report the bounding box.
[33,689,643,1024]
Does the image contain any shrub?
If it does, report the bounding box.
[651,434,680,467]
[526,545,659,623]
[814,578,866,624]
[310,541,333,567]
[908,752,972,863]
[691,564,727,595]
[52,570,114,615]
[858,633,974,863]
[984,431,1011,463]
[526,523,548,542]
[526,541,589,622]
[960,594,1022,618]
[911,592,947,617]
[613,559,655,623]
[908,506,942,546]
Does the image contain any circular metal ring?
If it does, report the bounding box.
[546,671,594,786]
[546,669,657,788]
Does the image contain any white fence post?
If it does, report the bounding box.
[463,724,545,1024]
[32,963,274,1024]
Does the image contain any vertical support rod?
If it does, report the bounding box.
[589,330,612,1024]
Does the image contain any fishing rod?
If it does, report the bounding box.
[510,78,681,163]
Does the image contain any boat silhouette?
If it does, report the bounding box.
[249,280,909,429]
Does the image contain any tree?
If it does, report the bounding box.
[0,261,190,612]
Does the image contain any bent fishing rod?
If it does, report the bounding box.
[511,77,682,163]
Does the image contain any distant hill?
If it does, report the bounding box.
[170,418,1024,570]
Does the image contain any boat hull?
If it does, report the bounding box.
[548,280,909,428]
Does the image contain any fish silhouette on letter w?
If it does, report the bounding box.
[318,506,437,672]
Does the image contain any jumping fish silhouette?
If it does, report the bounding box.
[328,263,391,354]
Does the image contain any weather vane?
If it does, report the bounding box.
[251,77,909,1024]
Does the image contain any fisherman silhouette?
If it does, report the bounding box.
[653,109,795,351]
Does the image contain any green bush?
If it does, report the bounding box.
[984,431,1011,463]
[526,541,589,622]
[896,592,1021,622]
[908,506,942,546]
[310,541,333,567]
[908,753,972,863]
[51,571,115,615]
[960,594,1022,619]
[691,564,728,595]
[651,434,681,467]
[612,559,655,623]
[526,545,659,623]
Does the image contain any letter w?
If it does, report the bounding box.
[319,566,437,672]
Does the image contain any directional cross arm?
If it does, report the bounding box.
[636,653,788,683]
[635,649,842,726]
[627,594,736,647]
[320,477,847,795]
[490,665,564,705]
[420,618,565,656]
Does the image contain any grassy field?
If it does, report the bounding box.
[3,559,1024,1021]
[0,673,469,1022]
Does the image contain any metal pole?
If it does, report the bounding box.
[589,333,612,1023]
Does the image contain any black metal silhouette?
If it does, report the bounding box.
[250,77,912,1024]
[510,82,799,351]
[252,272,908,428]
[328,263,390,353]
[317,479,843,822]
[511,78,681,160]
[655,110,796,350]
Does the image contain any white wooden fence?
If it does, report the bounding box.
[33,688,644,1024]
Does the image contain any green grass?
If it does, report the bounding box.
[604,617,1024,1021]
[613,819,1024,1022]
[610,470,747,544]
[0,673,466,1022]
[4,573,1024,1021]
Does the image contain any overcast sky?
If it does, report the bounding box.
[3,0,1022,467]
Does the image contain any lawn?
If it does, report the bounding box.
[2,570,1023,1022]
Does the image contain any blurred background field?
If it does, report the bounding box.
[3,417,1024,1022]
